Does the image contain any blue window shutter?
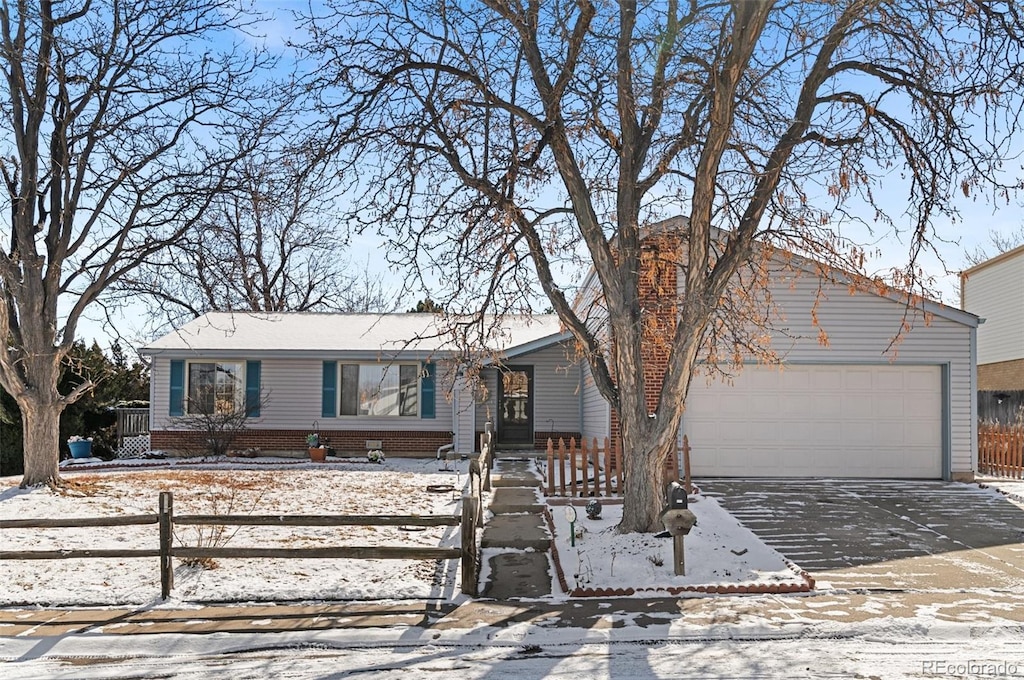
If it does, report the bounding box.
[245,361,261,417]
[169,360,184,416]
[322,361,337,418]
[421,362,436,419]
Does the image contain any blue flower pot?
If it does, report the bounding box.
[68,441,92,459]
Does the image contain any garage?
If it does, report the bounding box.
[682,364,943,478]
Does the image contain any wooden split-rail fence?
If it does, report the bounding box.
[0,446,494,600]
[978,423,1024,479]
[545,435,692,497]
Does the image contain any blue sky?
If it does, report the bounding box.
[72,2,1023,351]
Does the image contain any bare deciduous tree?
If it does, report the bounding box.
[965,226,1024,266]
[119,140,397,332]
[0,0,273,487]
[304,0,1024,531]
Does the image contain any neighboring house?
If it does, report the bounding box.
[144,219,980,481]
[141,313,581,457]
[960,243,1024,391]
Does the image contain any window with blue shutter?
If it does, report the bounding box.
[245,361,261,417]
[322,361,337,418]
[169,360,185,416]
[421,361,436,419]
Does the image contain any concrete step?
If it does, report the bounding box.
[479,551,552,599]
[489,487,544,514]
[480,513,550,551]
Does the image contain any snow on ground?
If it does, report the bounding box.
[2,465,1023,678]
[978,475,1024,503]
[1,458,812,606]
[2,609,1022,679]
[1,458,472,606]
[547,496,806,593]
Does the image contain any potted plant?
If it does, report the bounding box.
[68,435,93,459]
[306,433,327,463]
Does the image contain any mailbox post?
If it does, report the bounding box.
[660,481,696,575]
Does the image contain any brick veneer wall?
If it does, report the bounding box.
[151,429,453,458]
[609,232,682,448]
[471,430,581,452]
[978,359,1024,391]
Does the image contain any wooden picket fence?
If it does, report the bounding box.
[544,435,692,497]
[978,423,1024,479]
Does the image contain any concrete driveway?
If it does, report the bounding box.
[703,479,1024,590]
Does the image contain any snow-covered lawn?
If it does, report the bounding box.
[2,465,1023,678]
[546,497,808,593]
[1,458,470,606]
[3,458,813,606]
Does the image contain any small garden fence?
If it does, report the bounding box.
[1,466,487,599]
[978,423,1024,479]
[544,435,692,497]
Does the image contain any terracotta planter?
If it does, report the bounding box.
[309,447,327,463]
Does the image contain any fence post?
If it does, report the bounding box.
[604,437,612,496]
[546,438,554,496]
[485,420,494,470]
[470,459,484,528]
[682,435,692,495]
[569,438,578,496]
[557,438,567,495]
[581,437,589,498]
[158,491,174,600]
[461,494,479,597]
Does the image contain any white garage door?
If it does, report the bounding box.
[683,365,942,478]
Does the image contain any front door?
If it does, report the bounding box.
[497,366,533,447]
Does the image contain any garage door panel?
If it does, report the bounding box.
[684,364,942,478]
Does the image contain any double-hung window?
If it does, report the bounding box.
[187,361,245,415]
[339,364,419,417]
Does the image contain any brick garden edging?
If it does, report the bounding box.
[543,506,816,598]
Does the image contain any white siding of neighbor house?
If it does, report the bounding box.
[962,249,1024,365]
[150,356,454,433]
[581,362,611,443]
[473,341,582,436]
[702,265,975,475]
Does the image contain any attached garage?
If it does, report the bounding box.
[683,364,944,479]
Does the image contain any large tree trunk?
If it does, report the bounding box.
[617,413,682,533]
[17,357,65,488]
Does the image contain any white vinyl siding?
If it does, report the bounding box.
[687,263,974,476]
[151,357,454,433]
[581,362,610,443]
[474,342,582,436]
[962,250,1024,365]
[765,266,970,473]
[452,373,477,454]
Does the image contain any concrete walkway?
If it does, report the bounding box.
[477,457,554,599]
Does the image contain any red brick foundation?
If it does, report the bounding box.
[150,428,454,458]
[472,431,582,452]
